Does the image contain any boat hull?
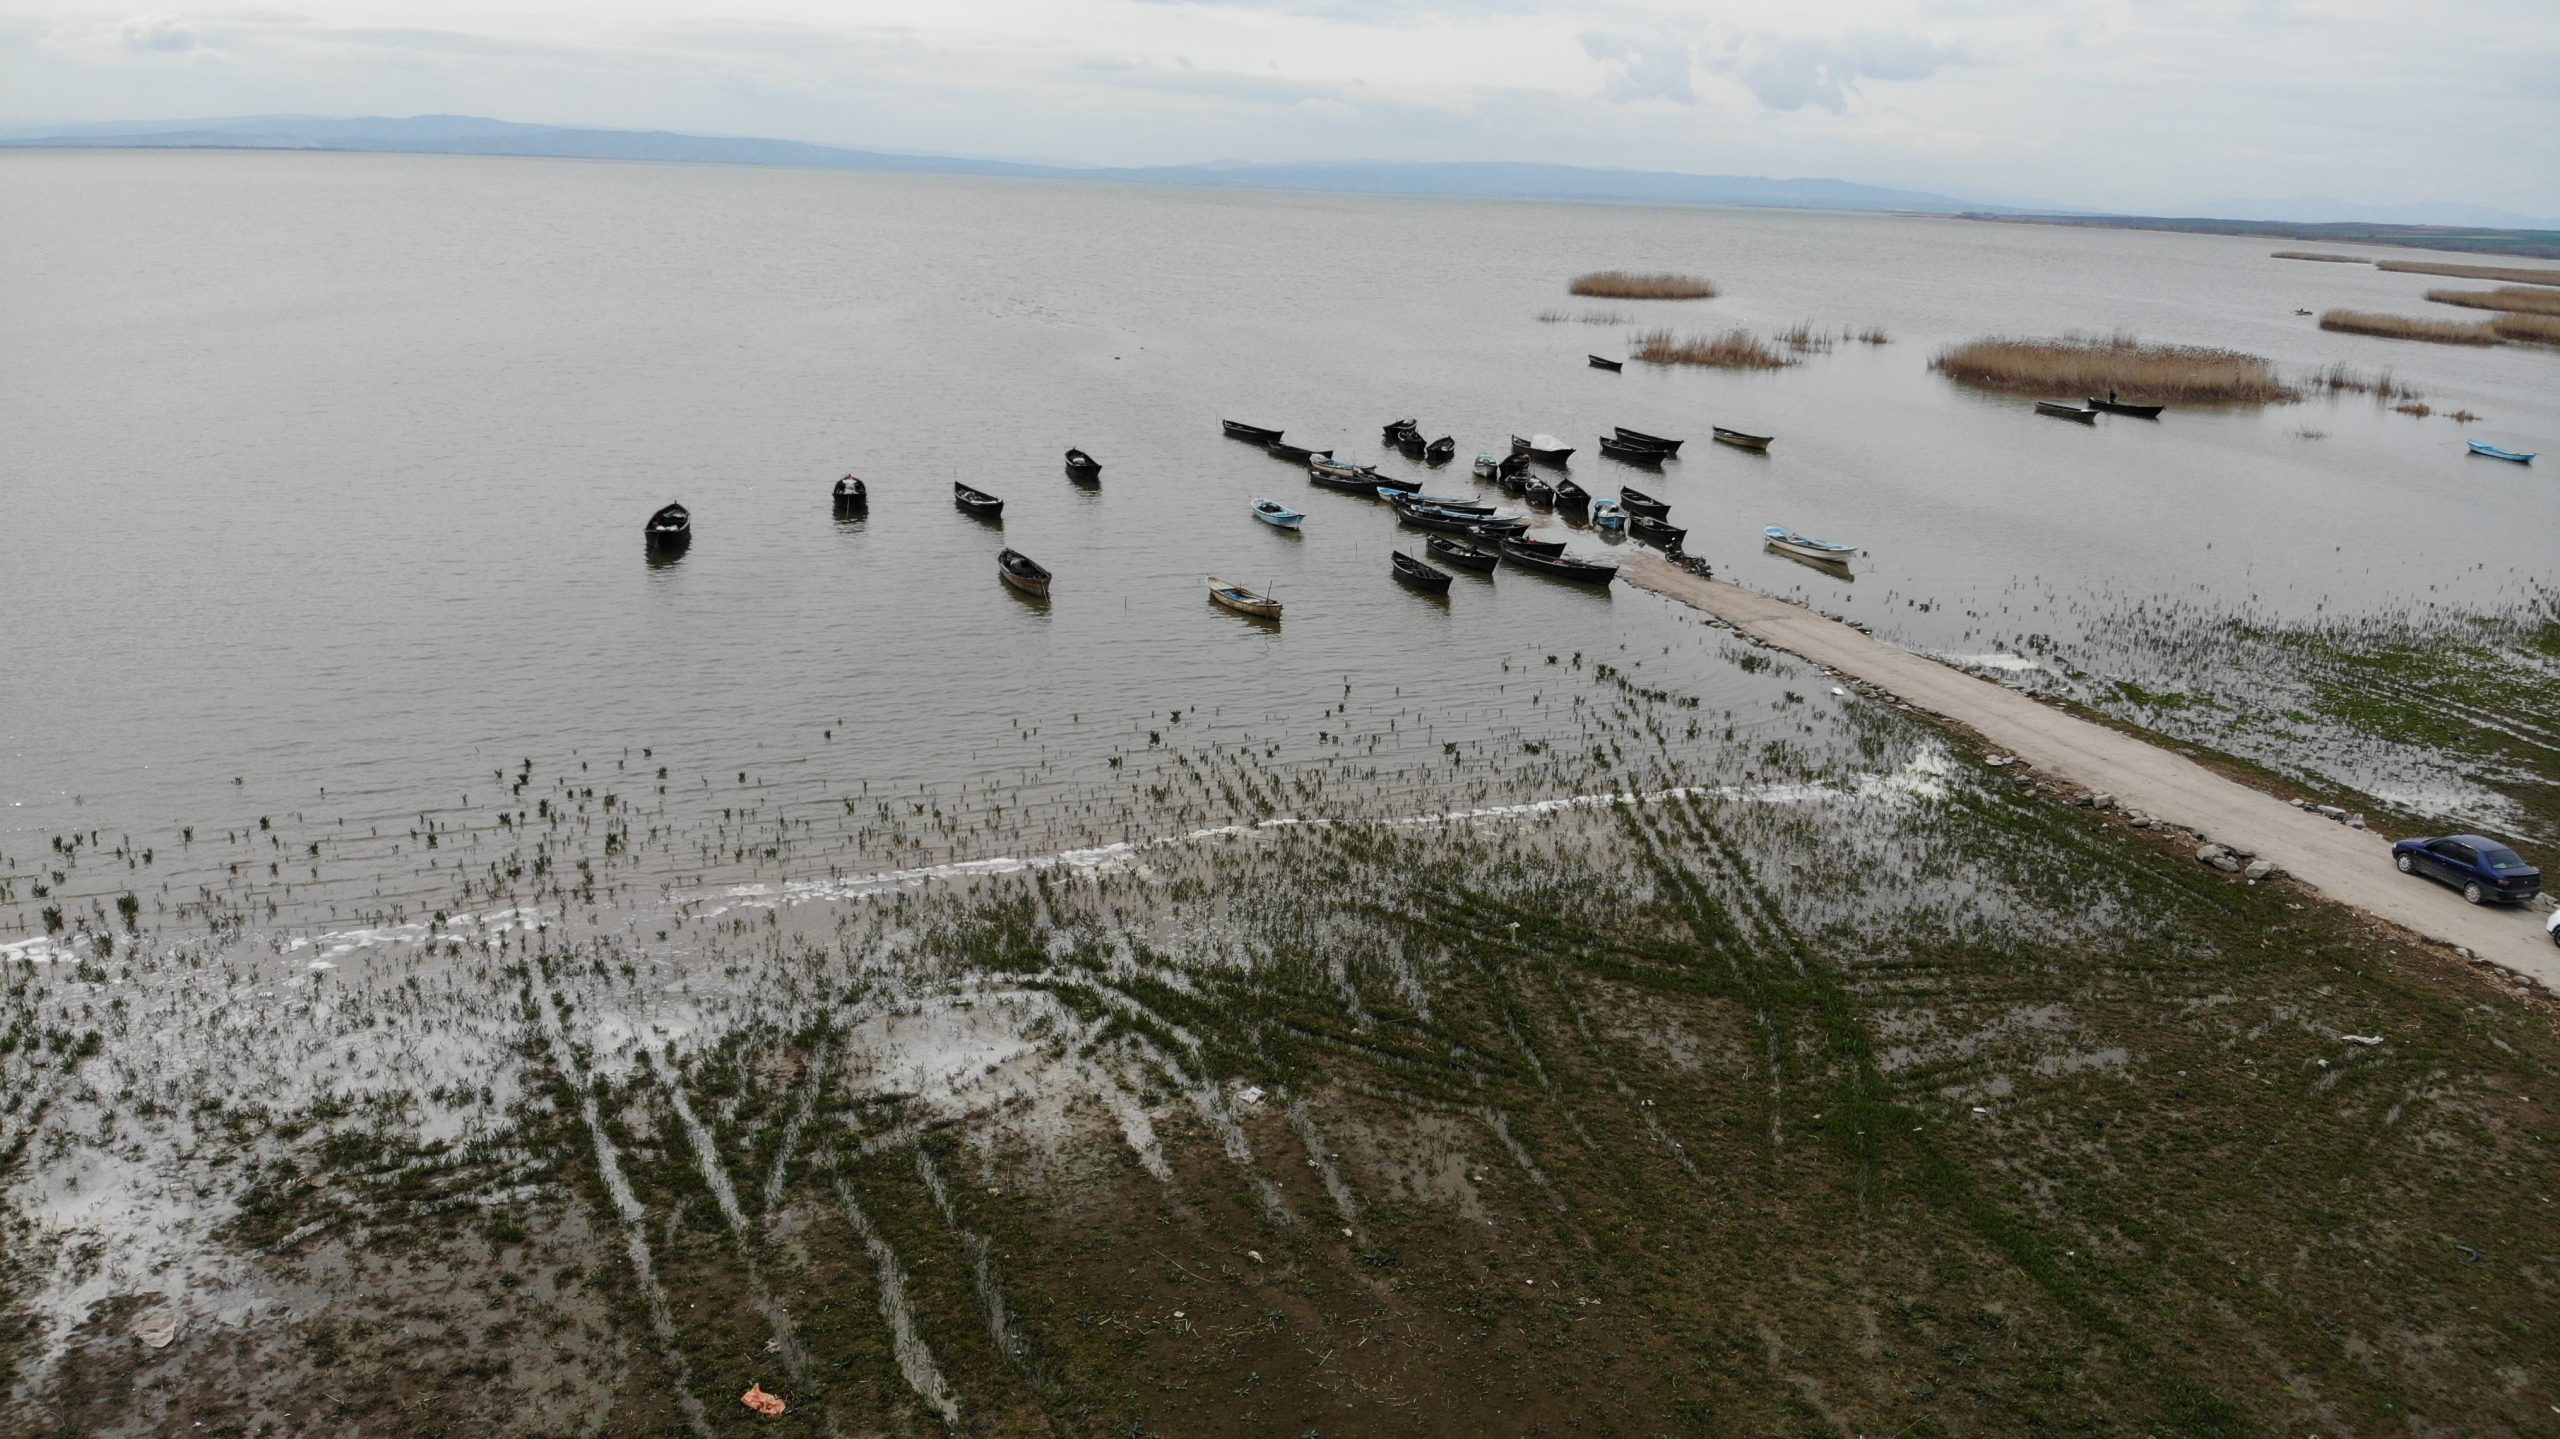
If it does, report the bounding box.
[1426,537,1500,572]
[2467,441,2535,463]
[1589,355,1623,371]
[2033,402,2097,424]
[1251,502,1303,529]
[2086,397,2165,418]
[1223,421,1285,445]
[1710,428,1772,451]
[1617,488,1669,519]
[1498,543,1616,584]
[997,549,1052,598]
[1205,576,1282,619]
[1393,554,1454,593]
[1615,427,1685,454]
[1510,434,1577,465]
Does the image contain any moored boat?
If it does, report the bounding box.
[1617,487,1668,519]
[1268,441,1333,464]
[1764,525,1858,564]
[1590,497,1627,530]
[954,482,1005,518]
[1589,355,1623,371]
[1425,436,1456,463]
[2467,440,2535,463]
[1310,461,1384,493]
[1629,515,1685,547]
[1251,497,1304,529]
[1064,447,1102,479]
[1392,551,1454,593]
[2033,402,2097,424]
[1206,575,1282,619]
[1524,479,1556,508]
[1426,535,1500,572]
[1710,427,1772,451]
[832,475,867,513]
[1223,420,1286,445]
[1598,436,1666,465]
[1501,534,1566,559]
[1397,491,1492,512]
[1553,478,1591,508]
[2086,396,2165,418]
[1499,541,1617,584]
[1510,433,1576,465]
[645,502,691,553]
[1615,427,1685,454]
[1472,454,1502,479]
[997,547,1052,597]
[1392,498,1505,534]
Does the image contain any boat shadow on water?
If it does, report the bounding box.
[1766,543,1856,580]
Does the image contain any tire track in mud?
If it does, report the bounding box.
[912,1148,1051,1395]
[823,1158,964,1426]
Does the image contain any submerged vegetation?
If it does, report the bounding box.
[2310,361,2420,400]
[1533,307,1629,324]
[1932,333,2300,404]
[1632,327,1791,369]
[1568,270,1718,300]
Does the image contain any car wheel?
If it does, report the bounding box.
[2462,882,2485,905]
[2395,853,2415,874]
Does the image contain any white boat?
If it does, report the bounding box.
[1250,498,1303,528]
[1206,575,1283,619]
[1764,525,1857,564]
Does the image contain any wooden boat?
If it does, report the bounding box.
[1496,469,1529,495]
[1598,437,1666,465]
[1392,499,1502,534]
[1501,534,1566,558]
[1223,420,1285,445]
[1426,535,1500,572]
[1629,515,1686,547]
[1309,463,1383,493]
[2086,396,2165,418]
[1711,427,1772,451]
[1268,441,1333,464]
[1251,497,1304,529]
[1425,436,1456,463]
[832,475,867,513]
[1392,551,1454,593]
[1064,448,1102,479]
[1553,478,1590,508]
[1617,487,1668,519]
[1206,576,1281,619]
[1381,417,1417,439]
[2467,440,2535,463]
[1510,433,1576,465]
[1615,427,1685,454]
[954,482,1004,518]
[1499,541,1617,585]
[1465,513,1530,536]
[2033,402,2097,424]
[1590,498,1627,530]
[645,502,691,552]
[1471,454,1502,479]
[997,547,1052,597]
[1369,472,1422,494]
[1397,491,1492,512]
[1499,450,1533,474]
[1589,355,1623,372]
[1524,479,1556,508]
[1396,431,1427,455]
[1764,525,1857,564]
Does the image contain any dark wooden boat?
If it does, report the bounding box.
[1392,551,1454,593]
[1501,534,1566,559]
[2086,397,2165,418]
[1615,427,1685,454]
[2034,401,2098,424]
[645,502,691,553]
[1524,479,1556,508]
[1510,433,1576,465]
[1426,536,1500,572]
[1589,355,1623,371]
[1553,478,1590,509]
[832,475,867,513]
[1268,441,1333,464]
[1369,472,1422,494]
[954,482,1004,518]
[1382,416,1417,437]
[997,547,1052,597]
[1598,436,1666,465]
[1496,469,1529,494]
[1206,575,1282,619]
[1424,436,1456,463]
[1617,487,1669,519]
[1223,420,1286,444]
[1309,464,1382,493]
[1710,427,1772,451]
[1064,447,1102,479]
[1499,541,1617,585]
[1394,491,1493,513]
[1392,500,1499,535]
[1629,515,1686,547]
[1465,514,1530,536]
[1382,420,1421,447]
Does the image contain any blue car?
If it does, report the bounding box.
[2391,834,2542,905]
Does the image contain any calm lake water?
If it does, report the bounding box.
[4,150,2555,934]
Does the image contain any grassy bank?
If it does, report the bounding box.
[1569,270,1717,300]
[1632,327,1790,369]
[2319,309,2502,345]
[2377,258,2560,287]
[1932,333,2299,403]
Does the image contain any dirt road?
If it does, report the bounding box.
[1629,560,2558,989]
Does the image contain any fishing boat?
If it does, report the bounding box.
[1598,436,1666,465]
[1392,500,1503,535]
[1501,534,1566,559]
[1499,541,1617,585]
[2468,440,2536,463]
[1426,535,1500,572]
[954,482,1004,518]
[1524,479,1556,508]
[1629,515,1686,547]
[1471,454,1503,479]
[997,547,1052,597]
[1309,463,1383,493]
[1764,526,1858,564]
[1499,451,1533,475]
[1510,433,1577,465]
[1205,576,1282,619]
[1616,427,1685,454]
[1392,552,1454,593]
[2086,397,2165,418]
[1396,491,1493,512]
[1424,436,1456,463]
[832,475,867,513]
[1711,427,1773,451]
[1396,430,1428,455]
[1223,420,1285,445]
[1369,472,1422,494]
[1590,498,1627,531]
[1268,441,1332,464]
[1064,448,1102,480]
[1617,487,1669,519]
[645,502,691,554]
[1553,478,1591,509]
[1589,355,1623,372]
[1381,417,1417,440]
[2033,402,2097,424]
[1251,498,1304,529]
[1496,469,1529,495]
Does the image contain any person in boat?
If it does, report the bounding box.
[2108,388,2118,403]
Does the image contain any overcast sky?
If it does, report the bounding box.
[3,1,2553,215]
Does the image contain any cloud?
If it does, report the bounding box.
[118,13,198,53]
[1727,30,1961,112]
[1579,30,1696,105]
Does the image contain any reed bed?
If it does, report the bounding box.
[2272,250,2365,263]
[2309,363,2418,400]
[1632,327,1790,369]
[1930,333,2298,404]
[2318,309,2501,346]
[1535,307,1630,324]
[1775,321,1834,354]
[1568,271,1718,300]
[2376,258,2560,288]
[2424,286,2560,316]
[2488,312,2560,345]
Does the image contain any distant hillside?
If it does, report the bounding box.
[1966,211,2560,262]
[0,113,2019,216]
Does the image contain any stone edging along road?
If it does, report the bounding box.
[1626,560,2559,992]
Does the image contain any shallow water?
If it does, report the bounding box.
[4,150,2556,935]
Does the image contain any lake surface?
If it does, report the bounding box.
[5,150,2555,937]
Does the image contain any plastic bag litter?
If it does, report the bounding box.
[742,1383,787,1417]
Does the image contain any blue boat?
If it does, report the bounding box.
[1764,525,1857,564]
[2467,440,2535,464]
[1590,498,1627,530]
[1250,497,1304,529]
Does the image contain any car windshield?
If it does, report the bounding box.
[2480,847,2530,872]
